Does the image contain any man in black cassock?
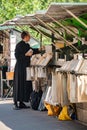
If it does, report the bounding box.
[13,31,40,110]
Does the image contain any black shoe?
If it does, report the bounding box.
[19,102,30,109]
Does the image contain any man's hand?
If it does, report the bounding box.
[39,46,45,51]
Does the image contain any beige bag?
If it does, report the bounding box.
[77,75,87,102]
[51,72,59,104]
[61,73,70,106]
[26,67,31,81]
[44,86,52,104]
[38,67,46,78]
[69,74,78,103]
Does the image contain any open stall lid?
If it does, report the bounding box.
[0,3,87,27]
[1,3,87,53]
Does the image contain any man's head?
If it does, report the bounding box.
[21,31,30,42]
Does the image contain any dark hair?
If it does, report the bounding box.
[21,31,30,39]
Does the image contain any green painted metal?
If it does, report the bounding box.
[63,31,67,47]
[64,14,87,30]
[78,29,81,46]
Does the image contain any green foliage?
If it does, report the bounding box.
[0,0,87,44]
[0,0,86,24]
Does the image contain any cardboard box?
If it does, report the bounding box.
[76,103,87,110]
[77,108,87,123]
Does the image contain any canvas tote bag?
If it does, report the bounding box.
[26,67,31,81]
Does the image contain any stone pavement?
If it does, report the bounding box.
[0,100,87,130]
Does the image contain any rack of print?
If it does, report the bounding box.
[30,43,68,89]
[41,58,87,111]
[57,59,87,104]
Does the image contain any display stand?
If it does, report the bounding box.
[0,69,3,98]
[0,68,14,99]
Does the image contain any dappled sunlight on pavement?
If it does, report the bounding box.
[0,121,12,130]
[0,99,13,104]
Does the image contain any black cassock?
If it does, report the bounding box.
[13,40,39,103]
